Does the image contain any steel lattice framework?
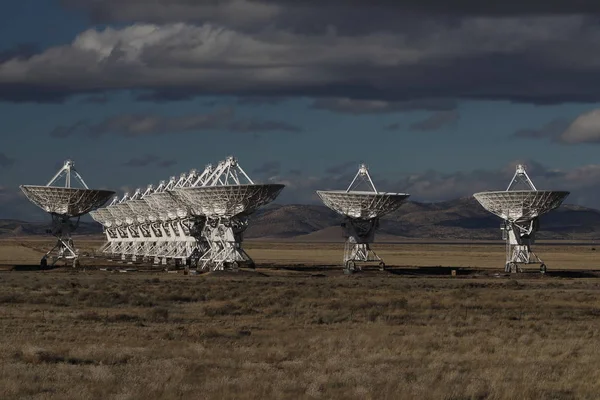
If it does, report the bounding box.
[90,156,285,271]
[175,182,285,270]
[473,164,570,273]
[317,164,410,273]
[20,160,115,267]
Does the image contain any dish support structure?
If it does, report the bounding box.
[190,215,253,271]
[342,217,385,273]
[31,160,103,268]
[41,214,81,267]
[501,218,545,273]
[183,157,260,272]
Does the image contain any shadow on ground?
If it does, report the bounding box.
[4,262,600,279]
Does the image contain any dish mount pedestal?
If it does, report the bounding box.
[342,217,385,273]
[42,214,81,267]
[474,165,569,274]
[317,164,410,274]
[20,160,114,268]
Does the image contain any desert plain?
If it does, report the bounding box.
[1,237,600,399]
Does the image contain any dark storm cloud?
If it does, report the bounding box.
[513,118,571,141]
[0,43,39,63]
[0,83,73,103]
[409,110,460,131]
[134,90,202,103]
[227,119,302,133]
[252,161,281,176]
[0,186,44,220]
[122,154,177,168]
[4,10,600,104]
[324,161,359,176]
[79,94,109,104]
[48,108,302,138]
[236,96,290,106]
[61,1,600,30]
[311,98,457,114]
[0,153,15,168]
[513,109,600,144]
[385,122,402,131]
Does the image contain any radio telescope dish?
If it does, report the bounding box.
[473,164,570,273]
[176,184,284,218]
[90,164,212,267]
[316,163,410,273]
[173,156,285,271]
[20,160,114,267]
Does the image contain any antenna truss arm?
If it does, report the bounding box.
[192,165,214,187]
[346,164,377,193]
[46,160,89,189]
[205,157,254,186]
[71,169,89,189]
[507,164,537,191]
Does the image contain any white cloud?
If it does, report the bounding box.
[2,17,600,103]
[560,109,600,143]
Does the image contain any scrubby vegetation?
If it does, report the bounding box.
[1,268,600,399]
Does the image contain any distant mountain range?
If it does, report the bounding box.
[244,197,600,241]
[2,197,600,241]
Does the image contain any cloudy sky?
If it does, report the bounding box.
[3,0,600,219]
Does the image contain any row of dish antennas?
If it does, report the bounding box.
[88,156,285,271]
[20,158,569,275]
[319,163,570,275]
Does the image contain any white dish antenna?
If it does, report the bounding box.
[20,159,115,267]
[90,156,284,272]
[173,156,285,270]
[317,163,409,219]
[473,164,570,273]
[316,163,410,273]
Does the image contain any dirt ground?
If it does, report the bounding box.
[1,236,598,271]
[1,237,600,399]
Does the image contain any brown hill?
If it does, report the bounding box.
[4,198,600,241]
[246,198,600,241]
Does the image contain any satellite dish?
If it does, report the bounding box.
[90,167,212,266]
[20,159,115,267]
[473,164,570,273]
[174,156,285,271]
[317,163,410,273]
[90,157,283,272]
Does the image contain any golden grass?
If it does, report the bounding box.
[1,237,600,398]
[2,237,598,270]
[1,271,600,399]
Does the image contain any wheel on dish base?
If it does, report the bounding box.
[379,261,386,271]
[344,260,356,274]
[540,264,547,274]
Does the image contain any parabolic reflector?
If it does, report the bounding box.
[317,190,410,219]
[20,159,116,267]
[144,192,183,220]
[127,200,152,223]
[175,184,285,217]
[473,190,570,223]
[89,208,113,226]
[20,186,114,217]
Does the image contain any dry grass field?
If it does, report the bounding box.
[1,237,600,399]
